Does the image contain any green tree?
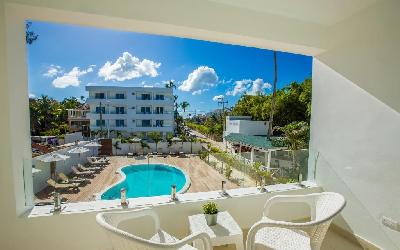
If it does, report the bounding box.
[29,95,82,136]
[268,51,278,138]
[148,132,163,152]
[180,101,190,112]
[277,121,310,150]
[231,78,312,128]
[165,80,177,89]
[26,21,38,45]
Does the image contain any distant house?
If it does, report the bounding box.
[66,104,90,136]
[224,116,269,137]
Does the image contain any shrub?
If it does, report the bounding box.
[225,165,233,179]
[202,202,218,214]
[199,151,209,160]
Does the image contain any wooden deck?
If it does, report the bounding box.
[36,155,239,202]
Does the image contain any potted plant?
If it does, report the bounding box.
[203,202,218,226]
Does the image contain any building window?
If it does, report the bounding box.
[155,107,164,114]
[141,94,151,100]
[96,120,106,127]
[155,94,164,100]
[116,119,125,127]
[95,106,105,114]
[142,120,151,127]
[141,107,151,114]
[95,93,105,99]
[155,120,164,127]
[116,107,125,114]
[115,93,125,99]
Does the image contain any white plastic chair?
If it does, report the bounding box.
[246,192,346,250]
[96,208,212,250]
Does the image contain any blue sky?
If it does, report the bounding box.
[27,21,312,114]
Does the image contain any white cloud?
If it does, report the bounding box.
[43,65,63,78]
[226,79,252,96]
[249,78,272,95]
[52,66,93,88]
[29,93,36,98]
[220,78,233,84]
[226,78,271,96]
[212,95,225,102]
[98,52,161,81]
[192,88,209,95]
[178,66,218,95]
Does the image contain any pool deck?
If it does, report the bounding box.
[36,155,239,202]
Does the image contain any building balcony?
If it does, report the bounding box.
[86,98,127,105]
[87,113,127,120]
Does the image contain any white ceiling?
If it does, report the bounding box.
[208,0,379,26]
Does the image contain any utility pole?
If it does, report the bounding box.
[217,97,228,134]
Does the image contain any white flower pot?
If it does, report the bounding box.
[205,213,218,226]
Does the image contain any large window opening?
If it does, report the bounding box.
[26,20,312,206]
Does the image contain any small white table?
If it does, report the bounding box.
[188,211,244,250]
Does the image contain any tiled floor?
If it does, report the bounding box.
[214,228,364,250]
[36,155,239,202]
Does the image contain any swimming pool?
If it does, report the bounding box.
[100,164,190,200]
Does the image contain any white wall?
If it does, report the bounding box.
[311,59,400,249]
[64,132,83,144]
[310,1,400,248]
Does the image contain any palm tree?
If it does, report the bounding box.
[113,140,121,156]
[268,51,278,138]
[148,132,163,153]
[180,101,190,112]
[165,80,177,89]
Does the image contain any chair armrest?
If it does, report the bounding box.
[96,208,160,231]
[263,193,319,217]
[174,232,212,250]
[246,218,320,250]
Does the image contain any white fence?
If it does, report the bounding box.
[32,142,94,193]
[112,141,205,155]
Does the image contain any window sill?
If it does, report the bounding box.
[27,182,318,218]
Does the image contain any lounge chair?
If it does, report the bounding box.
[72,166,95,176]
[78,163,102,172]
[97,158,109,164]
[58,172,89,184]
[47,179,79,191]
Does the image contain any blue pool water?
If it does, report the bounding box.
[101,164,188,200]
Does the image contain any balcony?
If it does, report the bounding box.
[136,96,152,101]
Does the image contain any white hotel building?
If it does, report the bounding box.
[85,86,174,136]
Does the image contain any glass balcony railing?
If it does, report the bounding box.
[153,111,173,114]
[199,148,309,189]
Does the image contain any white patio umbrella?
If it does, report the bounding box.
[129,137,142,154]
[171,137,182,142]
[67,146,90,159]
[85,141,102,155]
[37,153,70,180]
